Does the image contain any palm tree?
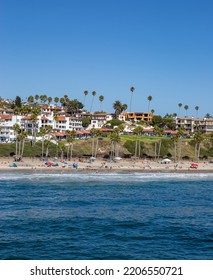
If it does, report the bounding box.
[13,123,21,158]
[153,125,164,160]
[34,94,40,102]
[133,126,143,158]
[113,100,127,118]
[27,95,34,103]
[194,131,204,162]
[54,97,59,105]
[90,91,96,112]
[94,130,102,158]
[66,129,76,161]
[38,125,52,158]
[110,129,121,159]
[176,126,185,162]
[122,104,128,112]
[38,127,46,158]
[184,105,189,117]
[178,103,182,116]
[31,107,41,145]
[90,128,98,157]
[113,100,122,118]
[44,139,51,158]
[195,106,199,117]
[19,131,28,157]
[83,90,88,107]
[129,86,135,112]
[99,95,104,111]
[151,109,155,114]
[60,97,65,106]
[147,95,152,112]
[47,97,52,105]
[171,135,179,162]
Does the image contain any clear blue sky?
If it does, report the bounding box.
[1,0,213,117]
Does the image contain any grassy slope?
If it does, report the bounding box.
[0,137,212,160]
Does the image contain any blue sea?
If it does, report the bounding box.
[0,171,213,260]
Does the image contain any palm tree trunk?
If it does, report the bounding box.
[92,137,95,157]
[178,138,182,162]
[194,143,197,162]
[42,136,44,158]
[95,139,99,158]
[174,143,177,162]
[138,140,141,158]
[135,139,138,157]
[197,143,201,162]
[18,141,21,157]
[154,142,157,161]
[70,144,73,161]
[158,139,162,159]
[21,140,25,157]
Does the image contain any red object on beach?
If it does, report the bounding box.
[190,163,198,168]
[45,161,52,166]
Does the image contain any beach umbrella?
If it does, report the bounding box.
[161,158,171,164]
[190,163,198,167]
[114,157,122,161]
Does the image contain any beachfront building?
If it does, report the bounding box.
[88,113,108,129]
[124,112,153,122]
[0,115,17,142]
[69,117,83,131]
[174,117,213,135]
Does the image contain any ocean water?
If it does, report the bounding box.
[0,171,213,260]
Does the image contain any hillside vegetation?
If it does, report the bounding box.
[0,136,213,161]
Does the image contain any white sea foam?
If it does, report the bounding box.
[1,172,213,182]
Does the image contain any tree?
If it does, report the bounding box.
[31,107,41,145]
[151,109,155,114]
[82,117,91,128]
[122,104,128,112]
[66,130,76,161]
[133,126,143,158]
[129,86,135,112]
[113,100,127,118]
[195,106,199,117]
[99,95,104,111]
[176,126,185,162]
[15,96,22,107]
[35,94,40,102]
[178,103,182,116]
[83,90,88,107]
[194,131,204,162]
[66,99,84,115]
[27,95,34,103]
[54,97,59,105]
[60,97,65,106]
[38,125,52,158]
[47,97,52,104]
[184,105,189,116]
[104,119,123,129]
[90,91,96,112]
[110,129,121,159]
[40,94,47,104]
[171,135,179,162]
[13,123,21,157]
[17,131,28,157]
[153,125,164,160]
[90,128,100,158]
[147,95,152,112]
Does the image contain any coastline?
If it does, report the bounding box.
[1,157,213,174]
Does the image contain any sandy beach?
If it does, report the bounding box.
[1,157,213,173]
